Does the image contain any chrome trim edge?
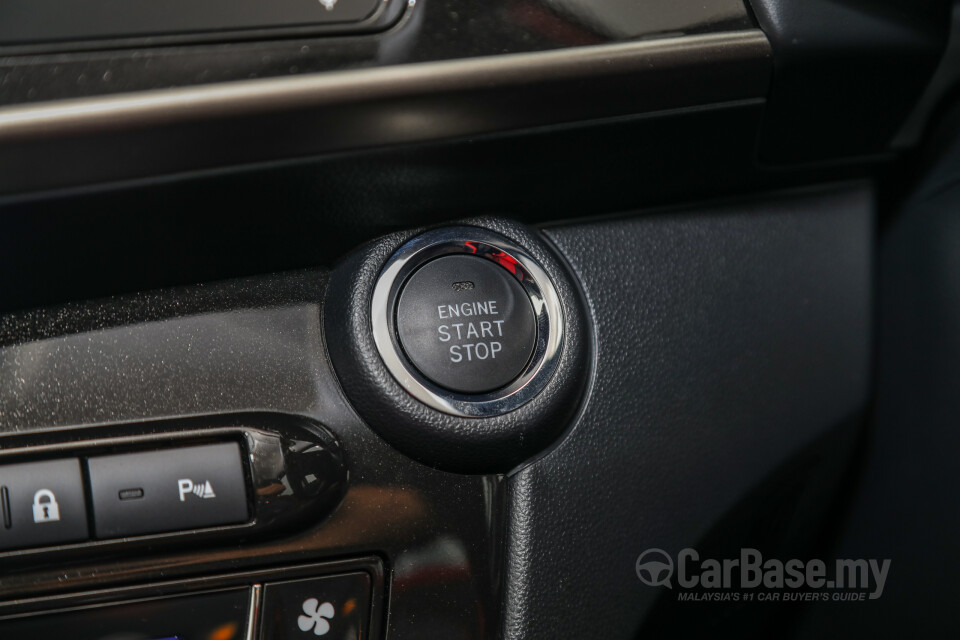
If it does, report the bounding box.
[245,584,261,640]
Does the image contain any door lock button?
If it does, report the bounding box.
[0,459,89,551]
[396,254,537,394]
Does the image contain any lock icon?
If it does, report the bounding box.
[32,489,61,523]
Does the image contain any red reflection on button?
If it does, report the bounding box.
[491,251,520,275]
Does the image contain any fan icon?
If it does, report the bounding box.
[297,598,336,636]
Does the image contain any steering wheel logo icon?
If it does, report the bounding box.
[635,549,674,588]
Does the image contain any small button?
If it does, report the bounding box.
[88,442,249,538]
[260,573,371,640]
[0,458,89,551]
[396,255,537,393]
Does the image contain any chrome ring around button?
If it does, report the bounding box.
[371,226,564,417]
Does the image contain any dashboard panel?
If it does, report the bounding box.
[1,1,958,638]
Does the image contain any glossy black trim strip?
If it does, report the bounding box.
[0,30,770,196]
[1,487,10,530]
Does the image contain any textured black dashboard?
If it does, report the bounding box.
[504,184,873,638]
[790,103,960,638]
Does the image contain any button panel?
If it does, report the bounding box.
[0,417,347,556]
[0,562,380,639]
[0,459,89,551]
[0,587,251,639]
[88,442,249,538]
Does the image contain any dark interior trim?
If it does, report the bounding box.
[0,30,770,195]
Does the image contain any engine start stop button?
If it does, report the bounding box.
[396,254,537,394]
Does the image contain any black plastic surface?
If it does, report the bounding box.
[748,0,951,162]
[0,273,501,640]
[324,219,590,473]
[88,442,249,538]
[0,102,788,314]
[0,459,88,551]
[504,184,873,638]
[0,0,383,48]
[0,587,251,640]
[397,255,537,394]
[0,0,752,104]
[0,31,771,198]
[0,184,881,638]
[787,102,960,638]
